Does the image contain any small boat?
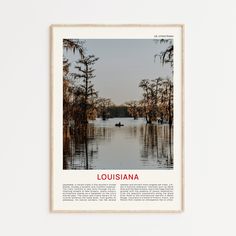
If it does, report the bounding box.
[115,122,124,127]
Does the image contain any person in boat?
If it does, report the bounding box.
[115,121,124,126]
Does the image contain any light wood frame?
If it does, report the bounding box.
[50,24,184,213]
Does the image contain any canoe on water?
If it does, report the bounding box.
[115,123,124,127]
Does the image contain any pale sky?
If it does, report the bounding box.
[64,39,172,105]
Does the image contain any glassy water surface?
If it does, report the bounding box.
[63,118,173,170]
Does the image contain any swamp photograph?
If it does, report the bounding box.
[63,38,174,170]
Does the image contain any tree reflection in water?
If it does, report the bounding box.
[63,123,112,169]
[140,124,173,168]
[63,119,173,170]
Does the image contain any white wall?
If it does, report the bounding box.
[0,0,236,235]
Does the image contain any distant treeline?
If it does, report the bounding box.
[104,106,130,118]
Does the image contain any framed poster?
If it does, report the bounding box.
[50,24,184,212]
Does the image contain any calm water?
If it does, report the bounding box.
[63,118,173,170]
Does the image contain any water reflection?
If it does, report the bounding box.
[63,118,173,170]
[140,124,173,168]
